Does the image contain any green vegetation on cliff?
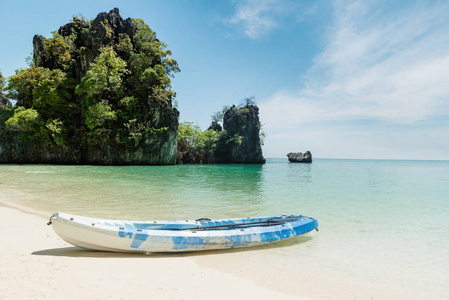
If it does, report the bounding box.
[0,8,180,164]
[0,8,265,165]
[177,100,265,164]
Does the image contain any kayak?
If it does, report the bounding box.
[48,213,318,253]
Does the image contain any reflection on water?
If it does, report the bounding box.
[287,162,312,183]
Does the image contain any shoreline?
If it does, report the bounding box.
[0,205,308,300]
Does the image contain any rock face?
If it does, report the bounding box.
[287,151,312,163]
[0,108,179,165]
[207,121,222,132]
[177,149,215,165]
[32,35,48,71]
[177,104,265,165]
[33,8,135,83]
[0,8,179,165]
[82,101,179,165]
[215,105,265,164]
[0,133,82,164]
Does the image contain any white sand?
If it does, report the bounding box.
[0,205,312,300]
[1,200,438,300]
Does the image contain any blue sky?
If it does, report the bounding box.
[1,0,448,159]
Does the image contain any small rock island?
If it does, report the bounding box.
[287,151,312,163]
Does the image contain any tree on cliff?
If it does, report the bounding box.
[178,122,222,153]
[0,8,180,164]
[75,46,129,138]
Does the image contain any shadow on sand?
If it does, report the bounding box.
[32,235,314,258]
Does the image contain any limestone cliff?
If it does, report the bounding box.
[213,104,265,164]
[177,104,265,165]
[0,8,179,165]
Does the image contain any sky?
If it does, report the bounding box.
[1,0,448,160]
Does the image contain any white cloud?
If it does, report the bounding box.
[260,0,449,128]
[226,0,281,39]
[259,0,449,159]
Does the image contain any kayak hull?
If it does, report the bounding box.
[49,213,318,253]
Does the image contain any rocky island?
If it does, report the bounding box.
[287,151,312,163]
[177,101,265,164]
[0,8,265,165]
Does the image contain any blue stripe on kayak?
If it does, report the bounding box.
[130,233,149,249]
[259,228,293,242]
[293,219,318,235]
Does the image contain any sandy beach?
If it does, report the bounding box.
[0,203,398,300]
[1,200,440,300]
[0,205,316,300]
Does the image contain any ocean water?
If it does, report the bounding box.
[1,158,448,299]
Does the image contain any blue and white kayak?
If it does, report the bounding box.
[48,213,318,253]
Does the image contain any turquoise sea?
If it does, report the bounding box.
[1,158,448,299]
